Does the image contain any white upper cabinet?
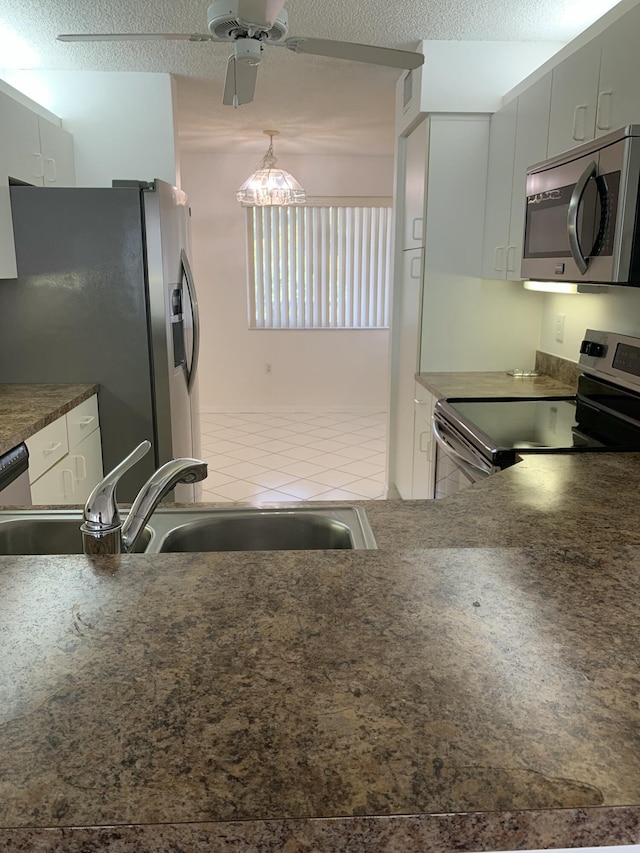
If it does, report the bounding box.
[402,118,429,249]
[596,2,640,137]
[0,87,75,280]
[482,99,517,279]
[508,73,552,281]
[482,74,551,281]
[0,91,43,186]
[547,38,603,156]
[37,117,75,187]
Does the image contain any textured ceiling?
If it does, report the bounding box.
[0,0,624,155]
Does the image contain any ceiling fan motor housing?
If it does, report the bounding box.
[207,0,289,41]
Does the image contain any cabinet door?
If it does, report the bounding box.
[69,428,103,504]
[388,248,424,498]
[402,118,428,249]
[547,38,602,157]
[38,117,76,187]
[412,384,436,499]
[0,91,44,186]
[507,73,552,281]
[596,3,640,137]
[481,98,517,279]
[30,456,76,505]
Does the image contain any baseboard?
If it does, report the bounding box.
[199,405,387,415]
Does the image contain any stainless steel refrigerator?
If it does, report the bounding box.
[0,179,201,502]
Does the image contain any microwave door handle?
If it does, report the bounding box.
[567,160,597,275]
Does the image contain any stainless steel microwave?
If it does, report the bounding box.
[521,126,640,285]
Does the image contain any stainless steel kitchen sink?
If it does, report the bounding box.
[0,505,377,555]
[152,506,375,552]
[0,512,151,555]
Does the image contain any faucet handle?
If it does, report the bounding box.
[83,440,152,529]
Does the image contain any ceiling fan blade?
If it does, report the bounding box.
[236,0,286,29]
[57,33,218,42]
[284,37,424,70]
[222,57,258,107]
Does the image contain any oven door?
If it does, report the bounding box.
[432,414,494,499]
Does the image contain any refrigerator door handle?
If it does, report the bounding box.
[181,249,200,393]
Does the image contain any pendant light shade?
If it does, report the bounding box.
[237,130,306,206]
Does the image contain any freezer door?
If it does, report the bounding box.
[144,180,202,501]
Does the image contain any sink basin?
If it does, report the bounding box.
[0,512,151,555]
[0,505,376,555]
[152,506,377,553]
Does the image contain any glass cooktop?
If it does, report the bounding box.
[445,397,583,451]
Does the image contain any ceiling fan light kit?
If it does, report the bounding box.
[237,130,306,206]
[57,0,424,108]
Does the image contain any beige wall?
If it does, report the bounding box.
[181,151,393,412]
[538,288,640,359]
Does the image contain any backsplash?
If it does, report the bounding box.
[535,350,580,392]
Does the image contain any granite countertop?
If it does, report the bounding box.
[2,453,640,851]
[416,370,576,399]
[0,384,99,455]
[3,372,640,851]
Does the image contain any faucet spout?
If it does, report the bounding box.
[81,441,207,555]
[121,457,208,552]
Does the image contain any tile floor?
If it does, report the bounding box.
[198,411,387,503]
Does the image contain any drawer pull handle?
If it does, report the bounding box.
[78,416,95,428]
[43,441,62,456]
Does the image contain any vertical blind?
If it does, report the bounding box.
[246,203,392,329]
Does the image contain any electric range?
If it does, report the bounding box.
[432,329,640,498]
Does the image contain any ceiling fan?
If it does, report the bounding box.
[58,0,424,108]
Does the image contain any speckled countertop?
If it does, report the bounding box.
[416,370,576,399]
[0,384,99,454]
[3,375,640,851]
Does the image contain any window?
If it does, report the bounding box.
[246,199,393,330]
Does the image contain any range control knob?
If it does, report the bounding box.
[580,340,606,357]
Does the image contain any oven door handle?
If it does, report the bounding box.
[432,417,493,476]
[567,160,597,275]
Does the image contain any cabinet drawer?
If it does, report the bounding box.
[67,394,99,449]
[26,416,68,483]
[30,456,76,505]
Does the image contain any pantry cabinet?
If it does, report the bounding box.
[27,395,103,505]
[402,117,428,249]
[390,246,424,498]
[0,84,75,279]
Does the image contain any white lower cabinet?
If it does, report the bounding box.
[27,395,103,505]
[412,383,437,499]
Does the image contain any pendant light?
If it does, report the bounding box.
[236,130,306,206]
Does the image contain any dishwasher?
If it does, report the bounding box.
[0,444,31,505]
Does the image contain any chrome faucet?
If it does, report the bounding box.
[81,440,208,555]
